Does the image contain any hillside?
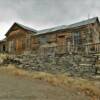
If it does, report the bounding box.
[0,65,99,100]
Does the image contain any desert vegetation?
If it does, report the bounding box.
[0,64,100,100]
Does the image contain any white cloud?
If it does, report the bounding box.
[0,0,100,40]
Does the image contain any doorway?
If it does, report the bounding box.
[3,44,5,52]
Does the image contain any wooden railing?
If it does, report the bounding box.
[37,43,100,56]
[83,43,100,54]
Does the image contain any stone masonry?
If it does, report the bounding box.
[2,52,100,77]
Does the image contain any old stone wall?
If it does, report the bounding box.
[2,52,100,77]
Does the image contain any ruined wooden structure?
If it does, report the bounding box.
[0,38,6,52]
[0,17,100,55]
[0,23,38,54]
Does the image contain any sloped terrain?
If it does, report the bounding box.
[0,54,100,100]
[0,73,91,100]
[0,65,100,100]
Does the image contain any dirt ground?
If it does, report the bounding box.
[0,71,93,100]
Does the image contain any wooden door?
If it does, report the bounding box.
[57,36,66,53]
[16,39,22,53]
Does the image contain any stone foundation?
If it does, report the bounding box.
[2,52,99,77]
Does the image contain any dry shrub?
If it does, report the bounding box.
[0,65,30,77]
[31,73,100,98]
[0,65,100,99]
[0,53,8,60]
[56,75,100,98]
[0,53,8,64]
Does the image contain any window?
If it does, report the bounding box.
[73,32,81,45]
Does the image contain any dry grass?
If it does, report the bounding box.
[0,53,9,59]
[0,65,100,99]
[0,53,8,63]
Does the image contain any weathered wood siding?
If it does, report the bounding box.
[6,27,32,54]
[0,41,6,52]
[31,36,39,50]
[1,19,100,55]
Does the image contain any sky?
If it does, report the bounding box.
[0,0,100,40]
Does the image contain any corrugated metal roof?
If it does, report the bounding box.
[15,22,37,33]
[37,25,68,35]
[5,17,99,37]
[67,17,98,28]
[37,17,99,35]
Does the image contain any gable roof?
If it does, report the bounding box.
[67,17,99,28]
[5,17,99,36]
[37,25,68,35]
[6,22,37,36]
[37,17,99,35]
[15,22,37,33]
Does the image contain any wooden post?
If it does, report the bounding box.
[85,45,89,55]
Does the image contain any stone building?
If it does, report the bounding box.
[0,17,100,54]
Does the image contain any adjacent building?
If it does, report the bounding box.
[0,17,100,54]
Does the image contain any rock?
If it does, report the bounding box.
[1,52,99,77]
